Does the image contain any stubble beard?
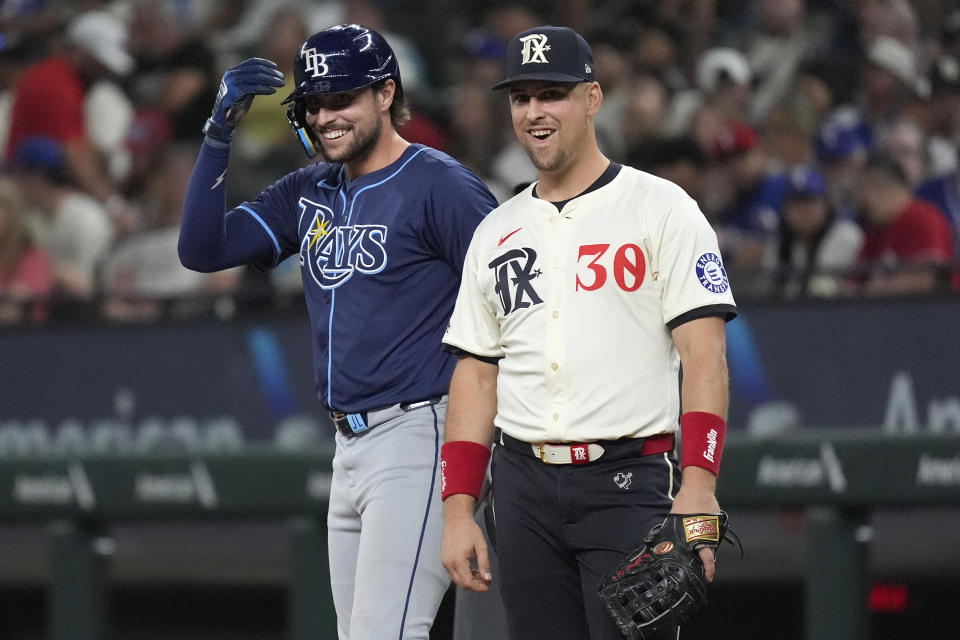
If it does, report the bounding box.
[318,115,383,165]
[521,125,582,174]
[528,145,568,172]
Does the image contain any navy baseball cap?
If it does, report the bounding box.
[785,165,827,200]
[492,25,595,90]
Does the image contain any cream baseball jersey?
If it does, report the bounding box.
[442,164,737,443]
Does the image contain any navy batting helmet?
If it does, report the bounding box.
[283,24,401,158]
[282,24,402,104]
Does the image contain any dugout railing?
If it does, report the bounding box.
[2,431,959,640]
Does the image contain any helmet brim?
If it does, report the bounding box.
[282,76,404,104]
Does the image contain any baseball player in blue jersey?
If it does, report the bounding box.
[177,24,498,640]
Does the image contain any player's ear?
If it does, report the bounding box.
[585,82,603,116]
[376,79,396,113]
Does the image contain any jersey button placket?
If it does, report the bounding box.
[545,205,570,441]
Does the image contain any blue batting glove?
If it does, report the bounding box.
[203,57,286,143]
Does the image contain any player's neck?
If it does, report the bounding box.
[535,145,609,203]
[344,129,410,181]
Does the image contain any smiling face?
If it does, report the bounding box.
[304,83,389,164]
[508,80,600,173]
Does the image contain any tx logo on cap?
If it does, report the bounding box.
[519,33,550,64]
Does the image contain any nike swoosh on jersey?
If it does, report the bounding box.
[498,227,523,246]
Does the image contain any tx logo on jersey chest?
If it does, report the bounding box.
[488,248,543,315]
[299,197,387,289]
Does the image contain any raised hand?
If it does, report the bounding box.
[203,58,285,143]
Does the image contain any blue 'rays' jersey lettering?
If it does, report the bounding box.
[298,197,388,289]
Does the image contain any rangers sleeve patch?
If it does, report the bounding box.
[695,253,729,294]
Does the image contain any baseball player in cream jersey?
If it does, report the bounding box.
[437,26,737,640]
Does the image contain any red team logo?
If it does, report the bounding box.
[570,444,589,465]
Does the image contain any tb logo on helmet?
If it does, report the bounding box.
[301,46,329,78]
[519,34,551,64]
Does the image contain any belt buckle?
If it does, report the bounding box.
[331,411,363,437]
[538,443,555,464]
[331,412,348,436]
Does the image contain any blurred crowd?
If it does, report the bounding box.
[0,0,959,325]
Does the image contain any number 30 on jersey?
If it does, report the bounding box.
[576,243,646,292]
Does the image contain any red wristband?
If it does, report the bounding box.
[440,441,491,501]
[680,411,726,476]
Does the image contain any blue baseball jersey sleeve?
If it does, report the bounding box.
[239,144,497,411]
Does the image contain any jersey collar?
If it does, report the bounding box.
[340,143,423,193]
[533,162,622,212]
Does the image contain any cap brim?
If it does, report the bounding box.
[491,72,589,91]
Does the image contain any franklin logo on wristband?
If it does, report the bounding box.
[440,440,492,501]
[680,411,727,476]
[704,428,718,463]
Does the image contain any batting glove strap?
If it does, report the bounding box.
[202,117,237,144]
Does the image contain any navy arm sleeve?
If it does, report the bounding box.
[423,164,498,275]
[178,139,278,272]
